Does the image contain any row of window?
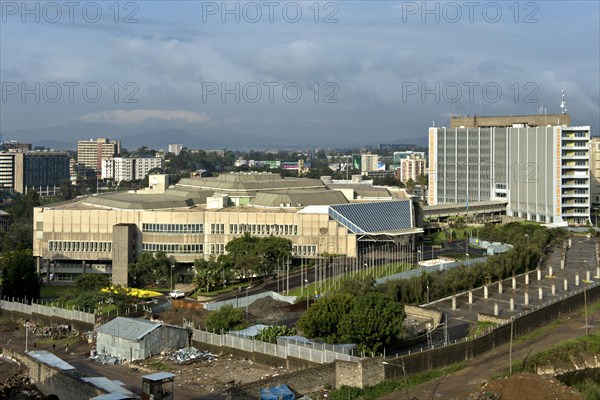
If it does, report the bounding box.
[142,223,204,233]
[142,243,204,254]
[292,245,318,256]
[230,224,298,235]
[208,243,225,254]
[49,241,112,252]
[211,224,225,234]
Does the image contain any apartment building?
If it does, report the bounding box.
[77,138,121,170]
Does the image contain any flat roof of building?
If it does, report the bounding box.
[250,190,348,207]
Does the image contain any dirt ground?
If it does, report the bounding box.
[381,305,600,400]
[467,373,584,400]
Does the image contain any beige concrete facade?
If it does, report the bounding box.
[77,138,121,170]
[34,173,419,284]
[590,138,600,208]
[451,114,570,129]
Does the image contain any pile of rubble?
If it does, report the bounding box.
[89,351,126,365]
[165,347,217,365]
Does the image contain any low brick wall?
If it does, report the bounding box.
[2,348,103,400]
[405,305,442,328]
[0,309,94,333]
[227,363,336,400]
[477,313,510,325]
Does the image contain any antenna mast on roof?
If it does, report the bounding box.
[560,82,568,115]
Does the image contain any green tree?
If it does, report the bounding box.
[128,251,173,287]
[257,236,292,275]
[2,191,41,251]
[296,291,354,343]
[405,178,416,194]
[0,249,40,301]
[417,173,428,202]
[205,304,244,332]
[339,291,405,354]
[193,257,222,292]
[75,274,110,292]
[256,325,296,344]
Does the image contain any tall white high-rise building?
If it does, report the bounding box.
[428,115,591,226]
[102,157,164,182]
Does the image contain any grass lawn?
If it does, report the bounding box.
[288,262,416,297]
[191,280,253,299]
[40,285,72,298]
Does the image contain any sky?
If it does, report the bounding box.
[1,0,599,148]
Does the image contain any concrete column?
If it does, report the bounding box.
[537,269,542,281]
[539,287,543,300]
[484,286,489,299]
[494,302,499,316]
[525,273,530,286]
[512,276,517,289]
[549,267,553,277]
[576,274,580,286]
[524,291,529,305]
[596,267,600,279]
[564,278,568,291]
[510,298,515,311]
[561,259,565,270]
[452,295,457,310]
[498,281,503,294]
[586,270,591,282]
[551,284,556,295]
[468,290,473,304]
[568,238,572,248]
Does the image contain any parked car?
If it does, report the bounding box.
[169,290,185,299]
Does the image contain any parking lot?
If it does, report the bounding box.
[425,235,598,343]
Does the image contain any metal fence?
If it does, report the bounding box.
[192,328,360,363]
[0,298,95,324]
[203,291,297,311]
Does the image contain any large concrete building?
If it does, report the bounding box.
[0,151,70,194]
[102,156,164,182]
[450,114,571,129]
[590,138,600,212]
[33,172,422,284]
[77,138,121,171]
[398,154,426,183]
[429,116,591,225]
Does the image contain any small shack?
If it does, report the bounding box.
[96,317,188,362]
[141,372,175,400]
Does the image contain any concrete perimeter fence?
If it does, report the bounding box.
[384,281,600,379]
[0,298,95,325]
[192,328,360,365]
[203,291,297,311]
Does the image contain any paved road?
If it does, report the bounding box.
[381,302,600,399]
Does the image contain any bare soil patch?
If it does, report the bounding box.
[469,373,584,400]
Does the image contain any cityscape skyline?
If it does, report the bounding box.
[1,1,599,148]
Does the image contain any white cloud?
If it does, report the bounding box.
[77,109,210,125]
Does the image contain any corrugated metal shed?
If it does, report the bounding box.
[97,317,161,341]
[27,350,75,371]
[82,377,134,396]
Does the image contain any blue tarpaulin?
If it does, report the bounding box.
[260,384,295,400]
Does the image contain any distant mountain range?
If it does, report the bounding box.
[4,120,429,151]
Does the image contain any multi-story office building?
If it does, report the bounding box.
[168,144,183,156]
[102,157,165,182]
[393,151,426,164]
[428,117,591,225]
[1,141,32,152]
[0,151,70,194]
[33,173,421,283]
[356,154,379,174]
[77,138,121,171]
[398,154,426,183]
[590,138,600,210]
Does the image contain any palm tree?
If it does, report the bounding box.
[405,178,416,195]
[417,173,428,203]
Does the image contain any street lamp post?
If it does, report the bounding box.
[304,279,309,309]
[170,265,175,290]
